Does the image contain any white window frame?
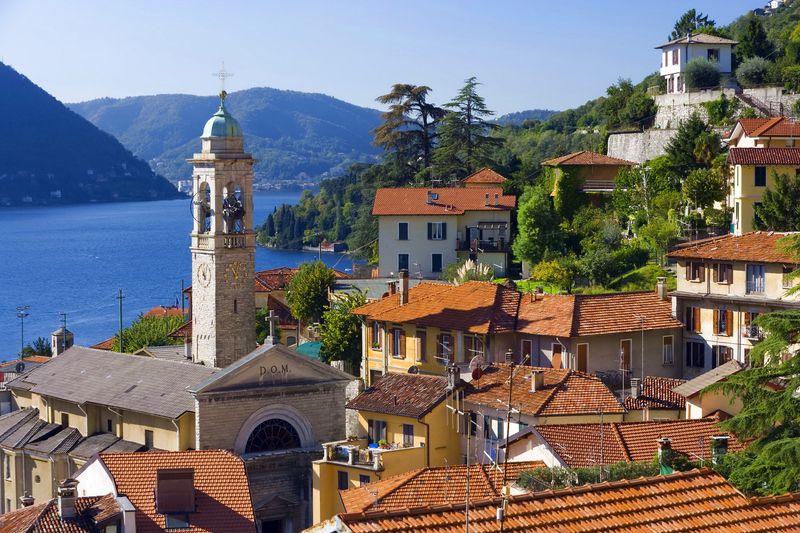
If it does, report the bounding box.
[430,222,445,240]
[662,335,674,366]
[746,263,766,294]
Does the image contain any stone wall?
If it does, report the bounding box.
[607,129,678,164]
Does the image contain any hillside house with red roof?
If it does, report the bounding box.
[541,151,635,196]
[372,184,515,278]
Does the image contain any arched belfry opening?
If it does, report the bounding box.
[223,182,245,234]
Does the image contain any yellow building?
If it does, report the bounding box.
[312,372,462,523]
[673,360,745,419]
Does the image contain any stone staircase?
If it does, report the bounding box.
[735,91,788,117]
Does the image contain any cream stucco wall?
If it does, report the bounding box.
[731,164,799,234]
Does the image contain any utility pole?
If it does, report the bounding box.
[16,306,29,360]
[180,279,185,317]
[116,289,125,352]
[60,312,67,354]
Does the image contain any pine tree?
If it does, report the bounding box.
[669,9,715,40]
[754,171,800,231]
[736,13,774,60]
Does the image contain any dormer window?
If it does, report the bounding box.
[156,469,194,529]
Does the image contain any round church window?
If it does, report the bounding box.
[245,418,301,454]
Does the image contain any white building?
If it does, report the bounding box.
[656,33,738,94]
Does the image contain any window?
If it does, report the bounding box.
[390,327,405,358]
[685,306,702,333]
[402,424,414,447]
[620,339,632,370]
[520,339,533,364]
[714,263,732,284]
[743,312,761,338]
[755,166,767,187]
[359,475,370,486]
[398,222,408,241]
[61,413,69,427]
[371,321,382,349]
[714,308,733,336]
[367,419,387,444]
[245,419,301,454]
[746,264,766,294]
[165,514,190,530]
[427,222,447,240]
[468,412,478,436]
[672,49,679,65]
[437,332,453,362]
[233,299,238,314]
[417,329,427,362]
[107,419,113,433]
[431,253,443,273]
[712,345,733,368]
[707,48,720,62]
[686,341,705,368]
[677,75,684,92]
[496,417,505,441]
[668,76,674,93]
[464,335,484,363]
[398,254,409,272]
[686,261,705,282]
[662,336,674,365]
[783,265,796,289]
[337,471,349,491]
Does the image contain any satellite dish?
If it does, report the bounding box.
[15,362,25,374]
[471,367,483,381]
[407,366,419,374]
[468,355,484,372]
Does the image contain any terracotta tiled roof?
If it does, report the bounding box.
[656,33,739,48]
[668,231,799,263]
[729,147,800,165]
[340,461,545,514]
[143,306,185,318]
[541,151,635,167]
[516,294,575,337]
[462,167,508,184]
[0,494,122,532]
[353,281,520,334]
[346,373,452,418]
[0,355,51,369]
[167,320,192,339]
[253,267,349,293]
[89,336,115,350]
[372,187,515,216]
[748,116,800,137]
[623,376,687,410]
[464,364,624,417]
[736,117,772,135]
[339,469,800,532]
[97,450,255,533]
[533,418,743,468]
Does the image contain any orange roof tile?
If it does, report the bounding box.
[462,167,509,184]
[541,150,635,167]
[353,281,520,334]
[623,376,686,410]
[97,450,255,533]
[0,355,52,369]
[668,231,799,263]
[655,33,739,48]
[339,469,800,532]
[168,320,192,339]
[346,373,452,418]
[748,116,800,137]
[254,267,349,293]
[729,147,800,165]
[340,461,545,514]
[464,364,624,417]
[0,494,122,532]
[372,187,515,216]
[515,294,575,337]
[90,336,116,351]
[143,306,185,318]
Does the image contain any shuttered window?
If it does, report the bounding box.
[713,308,733,336]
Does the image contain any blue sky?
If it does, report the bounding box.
[1,1,756,114]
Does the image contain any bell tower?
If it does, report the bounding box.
[189,90,256,368]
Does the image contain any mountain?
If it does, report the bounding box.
[70,88,384,184]
[495,109,559,126]
[0,62,179,206]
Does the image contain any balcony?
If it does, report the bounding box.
[456,239,510,253]
[742,325,764,341]
[320,438,425,472]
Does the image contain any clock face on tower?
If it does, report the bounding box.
[225,261,244,288]
[197,263,212,287]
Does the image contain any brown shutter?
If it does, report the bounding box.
[437,334,442,359]
[685,263,691,280]
[388,329,394,355]
[694,308,701,332]
[699,263,705,282]
[726,310,734,336]
[726,264,732,284]
[713,309,719,335]
[743,312,751,328]
[399,329,406,357]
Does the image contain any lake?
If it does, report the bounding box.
[0,191,354,357]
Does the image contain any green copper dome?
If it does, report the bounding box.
[202,94,243,138]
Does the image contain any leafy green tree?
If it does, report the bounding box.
[754,171,800,231]
[702,93,739,125]
[670,9,715,40]
[530,258,576,293]
[782,65,800,92]
[512,180,564,266]
[111,314,185,353]
[613,162,676,224]
[286,261,336,324]
[603,79,656,130]
[638,215,680,266]
[552,167,586,220]
[684,58,721,89]
[264,211,276,237]
[682,167,725,210]
[319,291,367,371]
[736,13,774,60]
[736,57,771,88]
[665,113,717,176]
[21,337,52,357]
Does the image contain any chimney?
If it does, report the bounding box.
[484,193,490,206]
[426,191,435,204]
[630,377,640,399]
[58,478,79,519]
[387,280,397,296]
[19,493,34,507]
[494,193,499,207]
[504,348,514,364]
[398,270,409,305]
[657,437,673,470]
[656,277,667,301]
[530,370,544,392]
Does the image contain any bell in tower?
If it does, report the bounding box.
[188,89,257,368]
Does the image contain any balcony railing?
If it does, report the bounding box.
[456,239,510,253]
[321,439,424,471]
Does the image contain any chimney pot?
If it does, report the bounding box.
[387,280,397,296]
[504,348,514,364]
[399,270,409,305]
[19,493,34,508]
[530,370,545,392]
[656,277,667,301]
[57,479,79,519]
[630,377,640,399]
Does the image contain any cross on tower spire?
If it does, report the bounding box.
[212,61,234,102]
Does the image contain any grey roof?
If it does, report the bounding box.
[68,432,143,460]
[673,360,743,398]
[0,407,39,438]
[1,417,47,449]
[331,278,434,300]
[134,345,192,364]
[24,424,82,455]
[6,345,217,419]
[655,33,739,49]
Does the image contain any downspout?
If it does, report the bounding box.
[420,417,431,467]
[171,418,181,451]
[41,396,50,424]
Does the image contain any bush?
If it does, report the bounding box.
[702,93,738,126]
[782,66,800,93]
[736,57,770,88]
[685,58,721,89]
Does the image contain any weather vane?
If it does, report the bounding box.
[212,61,234,101]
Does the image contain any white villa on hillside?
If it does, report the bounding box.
[656,33,738,94]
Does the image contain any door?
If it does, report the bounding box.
[620,339,632,371]
[576,343,588,372]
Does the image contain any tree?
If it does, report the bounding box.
[264,211,276,237]
[530,258,576,293]
[638,215,680,266]
[319,291,368,371]
[603,79,656,130]
[512,181,564,266]
[684,58,721,89]
[286,261,336,324]
[736,57,771,88]
[736,13,774,60]
[111,314,185,353]
[682,167,725,210]
[552,167,586,220]
[255,307,283,345]
[432,77,500,179]
[665,113,717,176]
[670,9,715,40]
[21,337,52,357]
[702,93,739,125]
[613,163,675,224]
[754,171,800,231]
[373,84,445,176]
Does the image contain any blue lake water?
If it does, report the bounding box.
[0,191,354,357]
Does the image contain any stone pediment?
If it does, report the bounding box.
[190,343,353,394]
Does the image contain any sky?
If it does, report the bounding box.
[1,1,757,115]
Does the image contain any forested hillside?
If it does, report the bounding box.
[70,88,383,183]
[0,62,179,206]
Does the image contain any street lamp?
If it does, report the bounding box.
[16,306,29,360]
